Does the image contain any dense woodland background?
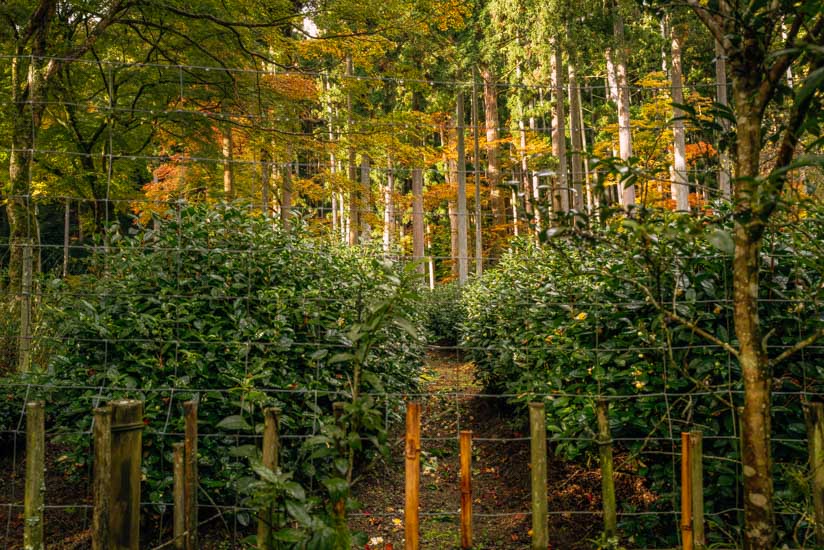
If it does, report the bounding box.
[1,0,822,548]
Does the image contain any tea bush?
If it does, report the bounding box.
[461,206,824,546]
[1,203,425,525]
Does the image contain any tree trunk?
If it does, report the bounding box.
[568,61,585,213]
[346,56,359,246]
[550,45,569,215]
[456,90,468,284]
[714,40,732,199]
[482,67,505,226]
[222,123,234,200]
[383,160,395,252]
[670,25,690,211]
[360,156,371,242]
[281,158,292,232]
[412,168,425,274]
[734,100,774,550]
[612,7,636,209]
[261,148,271,216]
[448,199,458,278]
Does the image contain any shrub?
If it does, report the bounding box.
[0,203,425,523]
[420,281,465,345]
[461,206,824,546]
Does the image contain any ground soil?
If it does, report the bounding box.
[350,350,658,549]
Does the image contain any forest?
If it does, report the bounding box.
[0,0,822,548]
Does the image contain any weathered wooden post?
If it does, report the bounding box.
[18,240,33,372]
[24,401,45,550]
[173,442,185,550]
[404,402,421,550]
[258,408,280,550]
[183,400,198,550]
[689,431,705,549]
[529,402,548,550]
[680,432,693,550]
[109,399,143,550]
[805,402,824,545]
[459,430,473,548]
[92,405,112,550]
[596,399,617,538]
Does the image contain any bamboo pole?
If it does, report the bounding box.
[93,406,112,550]
[109,400,143,550]
[459,430,473,548]
[596,400,617,537]
[405,402,421,550]
[24,401,45,550]
[173,442,185,550]
[680,432,693,550]
[805,402,824,545]
[529,402,548,550]
[183,400,198,550]
[258,408,280,550]
[689,431,705,549]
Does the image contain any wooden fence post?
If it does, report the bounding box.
[18,240,33,372]
[183,400,198,550]
[92,405,112,550]
[404,402,421,550]
[689,431,704,549]
[258,408,280,550]
[529,402,548,550]
[459,430,473,549]
[680,432,693,550]
[596,399,617,538]
[109,399,143,550]
[24,401,45,550]
[805,402,824,546]
[173,442,185,550]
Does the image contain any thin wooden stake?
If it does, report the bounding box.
[460,430,473,548]
[404,402,421,550]
[529,402,548,550]
[680,432,693,550]
[805,402,824,546]
[689,431,705,549]
[109,399,143,550]
[332,401,347,530]
[92,405,112,550]
[183,400,198,550]
[258,408,280,550]
[173,442,185,550]
[596,400,617,538]
[24,401,45,550]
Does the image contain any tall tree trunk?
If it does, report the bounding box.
[261,148,271,216]
[383,160,395,252]
[482,67,505,226]
[281,157,293,232]
[412,167,425,274]
[346,56,359,245]
[568,61,585,213]
[734,97,774,550]
[612,6,636,209]
[222,123,234,200]
[670,24,690,211]
[714,40,732,199]
[456,90,469,284]
[448,199,458,278]
[550,45,569,215]
[360,156,371,242]
[471,70,484,276]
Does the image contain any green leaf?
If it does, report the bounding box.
[285,500,312,526]
[273,528,306,542]
[706,229,734,255]
[322,477,349,498]
[217,415,252,431]
[393,316,419,339]
[328,352,353,365]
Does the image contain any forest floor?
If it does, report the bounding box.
[350,349,625,549]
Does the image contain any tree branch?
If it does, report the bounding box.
[683,0,725,46]
[770,328,824,367]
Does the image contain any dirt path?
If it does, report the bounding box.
[350,351,607,549]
